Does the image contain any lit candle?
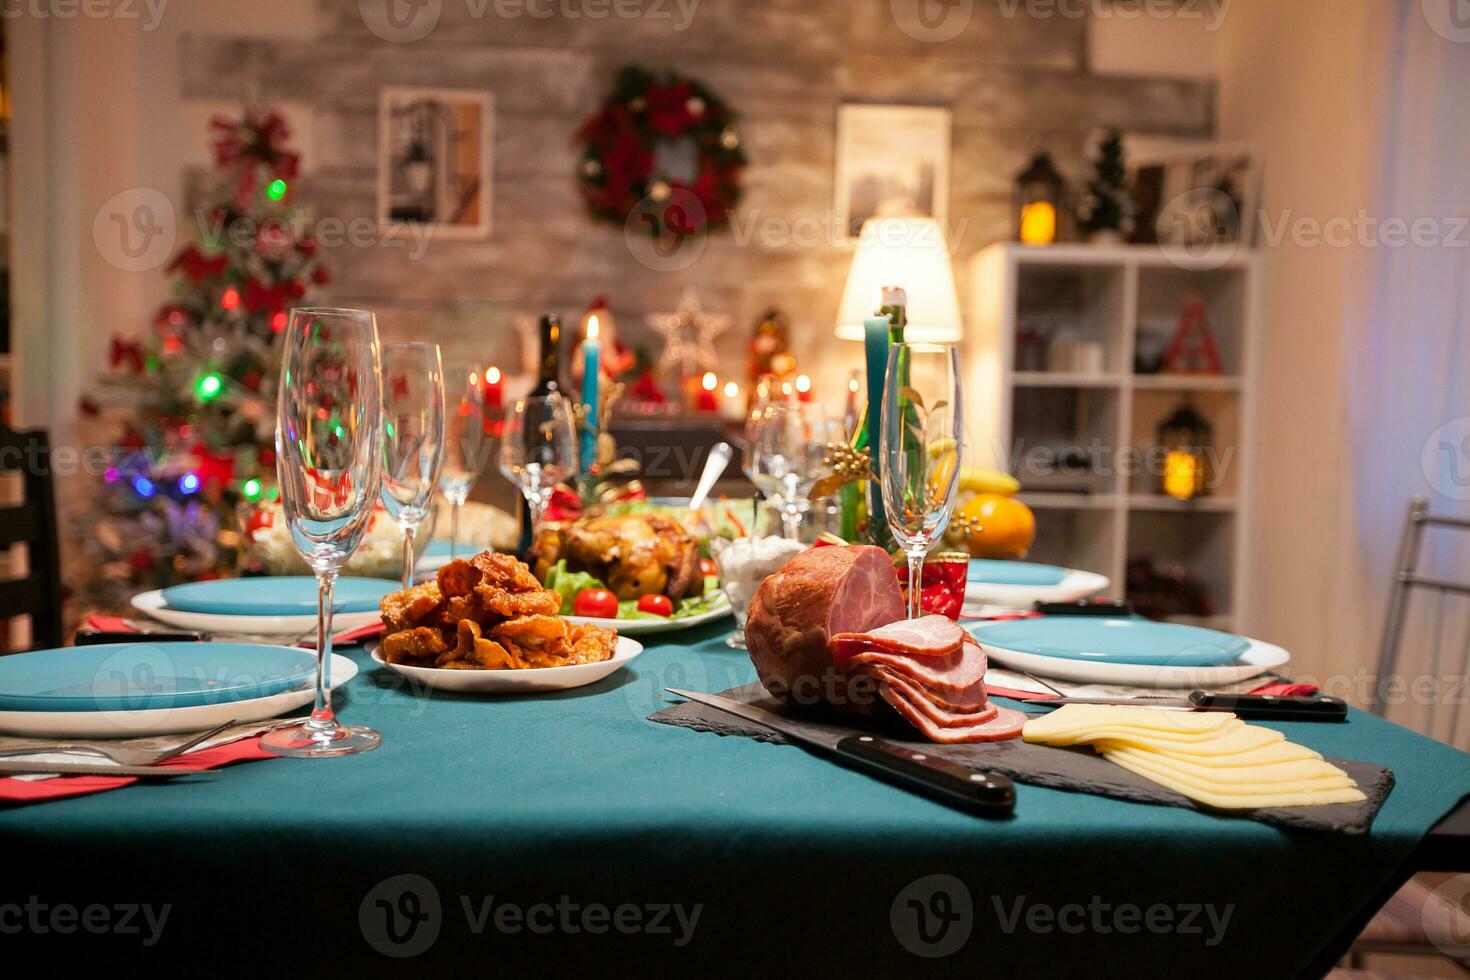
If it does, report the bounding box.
[484,365,503,408]
[697,371,719,412]
[719,380,744,421]
[1019,201,1057,246]
[795,373,813,403]
[581,316,601,473]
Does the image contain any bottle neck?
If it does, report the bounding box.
[535,316,561,393]
[879,303,907,343]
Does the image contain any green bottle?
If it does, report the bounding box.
[841,288,907,550]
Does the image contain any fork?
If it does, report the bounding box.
[0,718,237,767]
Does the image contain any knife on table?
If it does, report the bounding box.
[666,688,1016,816]
[0,761,211,778]
[1021,691,1349,722]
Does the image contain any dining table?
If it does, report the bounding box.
[3,618,1470,978]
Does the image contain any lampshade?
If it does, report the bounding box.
[835,217,964,342]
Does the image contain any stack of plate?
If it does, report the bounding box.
[967,616,1289,688]
[964,559,1110,609]
[131,576,396,637]
[0,642,359,738]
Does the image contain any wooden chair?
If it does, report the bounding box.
[1344,497,1470,973]
[0,424,64,651]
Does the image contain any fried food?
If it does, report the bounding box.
[530,512,700,601]
[378,551,617,671]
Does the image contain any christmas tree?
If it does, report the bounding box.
[71,109,328,612]
[1077,129,1135,240]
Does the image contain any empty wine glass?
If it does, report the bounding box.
[498,392,577,535]
[881,343,963,620]
[264,308,384,759]
[440,362,494,560]
[380,342,446,588]
[745,400,832,540]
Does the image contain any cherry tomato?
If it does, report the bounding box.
[636,594,674,617]
[573,588,618,619]
[699,557,718,578]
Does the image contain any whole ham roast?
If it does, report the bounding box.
[744,544,1025,743]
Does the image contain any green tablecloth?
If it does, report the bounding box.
[3,621,1470,977]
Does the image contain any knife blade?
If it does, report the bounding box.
[1021,691,1349,722]
[666,688,1015,816]
[0,761,212,778]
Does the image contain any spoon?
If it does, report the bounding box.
[688,442,733,511]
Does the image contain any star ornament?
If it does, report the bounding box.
[647,287,731,380]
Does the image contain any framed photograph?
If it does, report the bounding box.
[1127,139,1260,248]
[378,87,494,239]
[834,104,951,239]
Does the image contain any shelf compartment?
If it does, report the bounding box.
[1135,265,1250,376]
[1011,385,1123,496]
[1125,510,1236,621]
[1014,264,1129,375]
[1025,507,1118,587]
[1126,388,1241,498]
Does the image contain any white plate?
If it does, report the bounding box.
[131,590,383,637]
[965,569,1110,608]
[968,624,1289,688]
[0,654,358,738]
[563,596,732,635]
[370,635,644,693]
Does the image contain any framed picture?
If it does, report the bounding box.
[1127,139,1260,248]
[378,87,494,239]
[834,104,951,239]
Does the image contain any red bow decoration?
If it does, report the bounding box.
[108,336,146,373]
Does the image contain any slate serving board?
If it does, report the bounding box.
[651,683,1395,835]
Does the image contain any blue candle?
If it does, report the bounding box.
[581,315,601,474]
[863,315,891,531]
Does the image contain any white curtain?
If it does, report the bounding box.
[1346,0,1470,738]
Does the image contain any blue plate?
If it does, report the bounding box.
[0,643,316,712]
[423,540,483,560]
[161,576,396,616]
[970,617,1250,667]
[968,559,1068,587]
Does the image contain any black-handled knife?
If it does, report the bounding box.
[666,688,1015,816]
[1022,691,1349,722]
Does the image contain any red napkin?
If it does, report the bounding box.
[83,614,385,647]
[0,736,278,807]
[1249,680,1321,697]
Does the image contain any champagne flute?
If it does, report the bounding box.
[440,362,493,560]
[263,308,384,759]
[499,392,577,536]
[880,343,964,620]
[746,400,831,540]
[380,342,446,588]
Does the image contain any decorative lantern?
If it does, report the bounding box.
[1157,400,1213,501]
[1014,151,1066,246]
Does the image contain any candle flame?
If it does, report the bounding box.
[795,374,812,393]
[781,381,794,397]
[702,371,717,392]
[723,381,739,398]
[486,366,502,384]
[848,376,860,394]
[587,315,600,340]
[468,371,479,387]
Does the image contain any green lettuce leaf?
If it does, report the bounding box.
[542,560,607,615]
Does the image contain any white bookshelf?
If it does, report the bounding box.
[964,243,1262,631]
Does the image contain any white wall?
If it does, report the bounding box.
[1215,0,1399,691]
[1087,2,1221,78]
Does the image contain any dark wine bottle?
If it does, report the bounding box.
[517,314,562,555]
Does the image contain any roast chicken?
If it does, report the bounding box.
[531,513,701,601]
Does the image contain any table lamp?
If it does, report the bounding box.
[834,217,964,343]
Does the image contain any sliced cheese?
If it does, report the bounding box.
[1086,725,1285,758]
[1102,749,1367,810]
[1143,736,1319,767]
[1023,704,1237,743]
[1103,745,1354,789]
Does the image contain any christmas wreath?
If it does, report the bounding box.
[575,65,746,237]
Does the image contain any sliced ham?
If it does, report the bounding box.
[830,615,965,665]
[854,662,991,714]
[866,667,998,727]
[847,642,987,698]
[882,696,1028,744]
[745,545,905,705]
